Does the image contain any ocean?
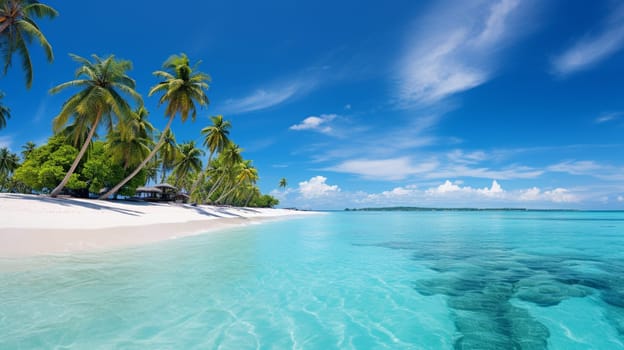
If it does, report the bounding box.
[1,211,623,349]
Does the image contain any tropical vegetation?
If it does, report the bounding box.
[0,4,279,207]
[48,54,142,197]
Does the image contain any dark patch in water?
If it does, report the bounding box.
[362,240,624,348]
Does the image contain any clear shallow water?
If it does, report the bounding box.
[1,211,624,349]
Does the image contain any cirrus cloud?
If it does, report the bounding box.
[398,0,529,105]
[552,3,624,75]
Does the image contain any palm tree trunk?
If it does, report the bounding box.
[50,110,102,197]
[189,153,213,197]
[160,164,167,184]
[244,192,254,207]
[99,116,175,199]
[206,173,226,199]
[215,181,240,204]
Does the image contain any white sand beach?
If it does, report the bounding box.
[0,193,318,257]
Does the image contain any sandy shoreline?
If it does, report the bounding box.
[0,193,319,257]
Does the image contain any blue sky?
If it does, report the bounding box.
[2,0,624,209]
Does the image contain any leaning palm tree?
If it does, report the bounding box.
[0,0,58,88]
[0,91,9,129]
[100,53,210,199]
[49,54,142,197]
[172,140,203,188]
[206,142,243,200]
[279,177,287,190]
[215,159,258,204]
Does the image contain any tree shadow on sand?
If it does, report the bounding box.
[3,194,145,216]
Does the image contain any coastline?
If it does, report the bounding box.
[0,193,319,258]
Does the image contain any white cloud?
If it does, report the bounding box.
[290,114,337,134]
[398,0,527,104]
[595,113,621,124]
[425,180,504,198]
[357,179,579,207]
[446,150,488,164]
[547,161,602,175]
[543,160,624,181]
[220,85,299,115]
[518,187,578,203]
[365,185,419,201]
[618,195,624,202]
[277,177,586,209]
[298,176,340,199]
[425,164,543,180]
[325,157,439,180]
[552,4,624,75]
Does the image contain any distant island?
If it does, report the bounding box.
[344,207,573,212]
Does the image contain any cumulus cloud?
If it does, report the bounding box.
[354,179,580,208]
[325,157,439,180]
[398,0,527,104]
[298,176,340,199]
[552,3,624,75]
[277,177,583,209]
[365,185,419,202]
[425,180,504,198]
[424,180,577,203]
[518,187,578,203]
[290,114,337,134]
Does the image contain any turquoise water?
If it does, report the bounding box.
[1,211,624,349]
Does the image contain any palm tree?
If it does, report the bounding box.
[0,146,19,191]
[59,117,97,149]
[201,115,231,165]
[122,106,154,140]
[0,91,9,129]
[157,129,178,183]
[49,54,142,197]
[244,185,261,207]
[190,115,231,195]
[0,146,18,174]
[279,177,287,190]
[216,160,258,204]
[206,141,243,199]
[207,142,243,201]
[100,53,210,199]
[172,140,203,188]
[107,106,154,169]
[20,140,35,160]
[0,0,58,88]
